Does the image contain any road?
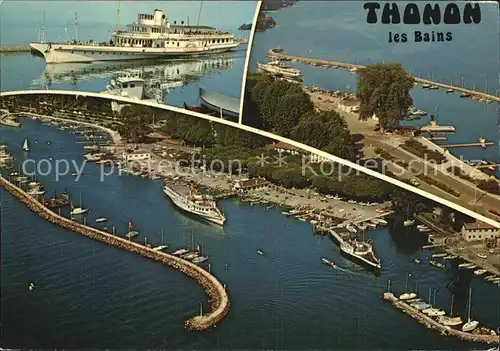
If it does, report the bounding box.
[362,135,500,220]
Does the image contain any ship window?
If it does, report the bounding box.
[71,51,74,54]
[177,42,179,46]
[123,83,128,88]
[130,83,135,88]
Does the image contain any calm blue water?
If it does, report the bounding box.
[250,1,500,165]
[1,2,500,348]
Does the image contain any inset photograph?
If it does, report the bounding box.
[1,1,258,118]
[244,1,500,222]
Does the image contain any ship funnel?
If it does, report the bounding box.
[154,9,164,26]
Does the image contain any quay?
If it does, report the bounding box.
[267,48,500,103]
[0,46,31,53]
[382,292,499,345]
[0,176,230,331]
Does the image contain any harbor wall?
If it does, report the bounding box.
[383,292,499,345]
[0,176,230,331]
[267,49,500,103]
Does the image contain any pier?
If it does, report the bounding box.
[382,292,499,345]
[267,48,500,103]
[0,46,31,53]
[440,142,495,149]
[0,176,230,331]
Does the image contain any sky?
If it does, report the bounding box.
[0,1,257,43]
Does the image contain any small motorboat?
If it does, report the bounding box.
[414,258,421,264]
[430,260,445,268]
[28,282,35,291]
[126,231,138,239]
[474,269,487,275]
[477,253,487,259]
[257,250,264,256]
[95,217,107,223]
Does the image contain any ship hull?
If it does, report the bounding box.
[339,248,381,273]
[29,42,240,64]
[163,186,225,226]
[339,242,381,273]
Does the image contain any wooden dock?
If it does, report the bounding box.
[267,48,500,103]
[382,292,499,345]
[0,176,230,331]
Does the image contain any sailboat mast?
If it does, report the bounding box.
[450,294,454,316]
[404,274,408,293]
[467,288,472,322]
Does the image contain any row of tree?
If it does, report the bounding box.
[244,73,354,160]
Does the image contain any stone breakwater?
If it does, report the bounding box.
[0,176,230,331]
[383,292,500,345]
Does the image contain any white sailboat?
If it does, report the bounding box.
[399,274,417,300]
[22,138,30,152]
[70,191,89,215]
[462,288,479,332]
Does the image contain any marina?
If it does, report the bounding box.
[382,292,499,345]
[1,0,500,348]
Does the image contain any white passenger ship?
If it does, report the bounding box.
[30,9,240,64]
[163,181,226,225]
[257,60,302,79]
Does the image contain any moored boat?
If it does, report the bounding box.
[163,181,226,225]
[30,8,240,64]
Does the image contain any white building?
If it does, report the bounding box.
[461,221,500,242]
[233,178,269,193]
[123,151,151,162]
[309,153,330,164]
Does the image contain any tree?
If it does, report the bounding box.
[259,80,312,133]
[291,110,354,160]
[357,63,414,131]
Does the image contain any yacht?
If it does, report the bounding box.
[462,288,479,332]
[70,192,88,215]
[163,181,226,226]
[438,315,463,327]
[172,248,190,256]
[403,219,415,227]
[474,269,487,275]
[192,256,208,264]
[27,186,45,196]
[257,60,302,79]
[29,8,240,64]
[429,260,445,268]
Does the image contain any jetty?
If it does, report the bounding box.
[440,142,495,149]
[267,48,500,103]
[382,292,499,345]
[0,175,230,331]
[0,46,31,53]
